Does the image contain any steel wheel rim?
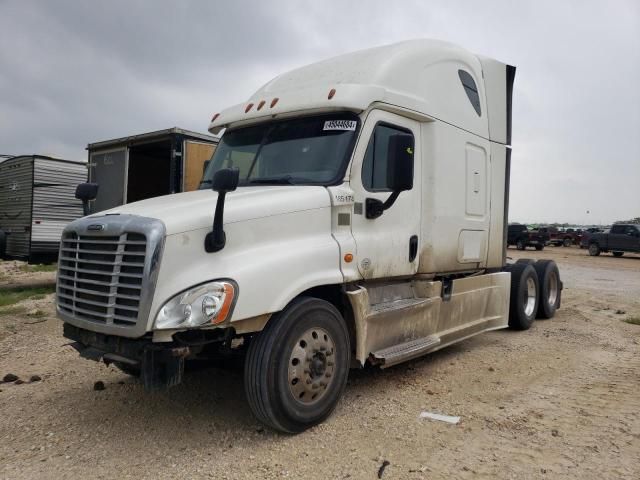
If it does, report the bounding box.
[288,327,336,405]
[524,276,537,317]
[589,244,597,255]
[547,271,558,308]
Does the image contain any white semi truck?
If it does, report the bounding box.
[58,40,561,433]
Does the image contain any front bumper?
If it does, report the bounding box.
[64,323,189,390]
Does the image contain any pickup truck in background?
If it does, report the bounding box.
[587,224,640,257]
[507,223,548,250]
[546,227,581,247]
[580,227,605,249]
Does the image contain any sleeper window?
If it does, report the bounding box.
[361,124,414,192]
[458,70,481,116]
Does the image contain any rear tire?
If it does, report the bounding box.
[588,243,600,256]
[612,251,624,257]
[535,245,544,251]
[505,263,539,330]
[516,239,525,250]
[244,297,350,433]
[563,238,571,247]
[533,260,561,319]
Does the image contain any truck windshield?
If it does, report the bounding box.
[200,113,360,187]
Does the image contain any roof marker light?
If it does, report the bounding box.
[328,88,336,100]
[257,100,266,111]
[211,113,220,122]
[270,98,279,108]
[245,103,254,113]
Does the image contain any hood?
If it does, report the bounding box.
[92,186,331,235]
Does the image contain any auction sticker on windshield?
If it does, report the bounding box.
[323,120,357,131]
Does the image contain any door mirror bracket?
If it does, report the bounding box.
[364,133,413,219]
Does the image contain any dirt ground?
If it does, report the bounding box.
[0,247,639,479]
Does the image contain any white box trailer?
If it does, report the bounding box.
[0,155,86,262]
[58,40,561,433]
[86,127,219,213]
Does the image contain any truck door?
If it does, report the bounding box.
[349,110,421,279]
[623,225,640,251]
[608,224,627,250]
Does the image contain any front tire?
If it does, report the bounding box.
[535,244,544,251]
[612,251,624,257]
[588,243,600,256]
[244,297,350,433]
[563,238,572,247]
[516,239,525,250]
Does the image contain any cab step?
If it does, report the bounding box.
[369,297,426,315]
[371,335,441,368]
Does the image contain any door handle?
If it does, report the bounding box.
[409,235,418,262]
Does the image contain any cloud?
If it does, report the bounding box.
[0,0,638,223]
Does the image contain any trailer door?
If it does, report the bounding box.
[183,140,216,191]
[89,148,127,213]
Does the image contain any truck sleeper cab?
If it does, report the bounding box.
[58,40,562,433]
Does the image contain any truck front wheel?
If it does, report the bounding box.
[244,297,350,433]
[588,243,600,256]
[516,239,525,250]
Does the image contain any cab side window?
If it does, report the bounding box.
[610,225,625,234]
[362,124,414,192]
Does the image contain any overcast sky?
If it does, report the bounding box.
[1,0,638,224]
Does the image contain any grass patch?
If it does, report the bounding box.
[623,316,640,326]
[20,263,57,273]
[0,306,28,316]
[0,285,56,307]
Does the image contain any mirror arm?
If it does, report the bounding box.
[204,193,227,253]
[382,191,401,210]
[365,191,401,219]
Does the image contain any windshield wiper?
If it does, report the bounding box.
[248,175,301,185]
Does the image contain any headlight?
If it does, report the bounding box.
[154,280,236,330]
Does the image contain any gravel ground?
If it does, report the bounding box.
[1,247,639,479]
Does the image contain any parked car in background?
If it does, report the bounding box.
[546,227,581,247]
[507,223,548,250]
[587,224,640,257]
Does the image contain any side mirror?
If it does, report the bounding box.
[212,167,240,193]
[75,183,99,216]
[204,168,240,253]
[386,134,414,192]
[366,134,414,219]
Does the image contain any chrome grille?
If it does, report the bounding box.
[57,232,147,327]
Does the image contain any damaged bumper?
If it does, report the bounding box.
[63,323,189,391]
